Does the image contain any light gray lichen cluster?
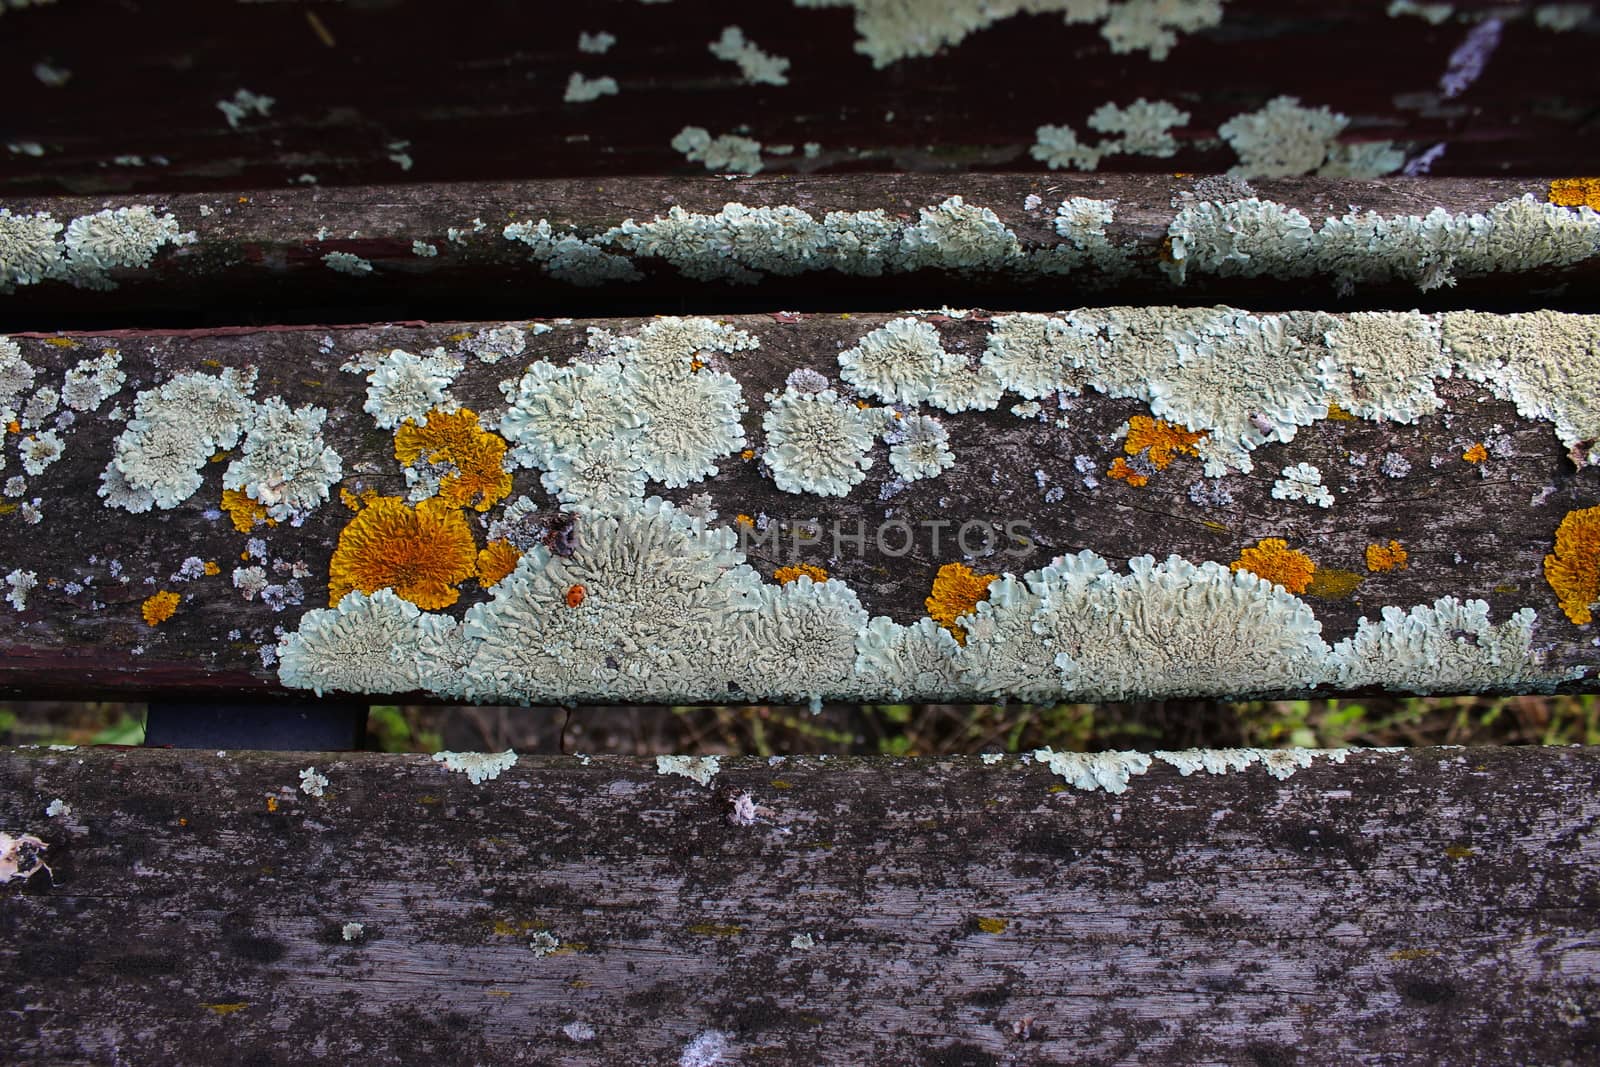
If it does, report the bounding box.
[0,206,194,293]
[363,347,462,429]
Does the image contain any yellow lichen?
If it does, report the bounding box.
[1365,539,1409,572]
[394,408,512,512]
[203,561,220,577]
[1228,538,1315,594]
[476,539,522,588]
[1549,177,1600,211]
[1106,457,1148,487]
[740,449,755,460]
[1462,442,1488,464]
[141,590,180,626]
[1306,567,1364,599]
[339,487,362,512]
[976,917,1008,934]
[926,561,997,643]
[734,513,754,529]
[1123,415,1206,470]
[774,563,829,584]
[221,489,275,532]
[328,495,478,610]
[1324,403,1357,421]
[1544,504,1600,625]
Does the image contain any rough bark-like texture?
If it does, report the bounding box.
[1,0,1594,198]
[3,175,1595,331]
[0,312,1596,701]
[2,745,1598,1065]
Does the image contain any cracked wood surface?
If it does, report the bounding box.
[2,745,1598,1065]
[0,0,1593,199]
[2,175,1595,331]
[1,311,1597,701]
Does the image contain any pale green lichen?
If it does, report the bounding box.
[708,25,790,85]
[733,575,869,708]
[1218,95,1401,179]
[761,387,877,496]
[1323,311,1449,423]
[278,588,426,696]
[671,126,763,174]
[1271,462,1334,508]
[657,754,723,786]
[60,351,124,412]
[982,313,1099,399]
[1030,124,1104,171]
[1087,97,1189,157]
[503,218,643,286]
[108,366,257,511]
[886,413,954,480]
[563,73,619,102]
[1033,747,1152,794]
[364,347,462,429]
[838,317,961,405]
[323,251,373,276]
[498,360,645,470]
[433,749,519,784]
[1153,747,1350,780]
[1331,597,1581,694]
[540,440,647,515]
[854,616,967,700]
[222,397,342,522]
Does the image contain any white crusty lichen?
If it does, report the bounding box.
[854,616,966,700]
[108,366,257,511]
[1165,194,1600,291]
[540,440,648,515]
[1443,311,1600,466]
[898,196,1022,272]
[838,317,961,404]
[62,207,196,290]
[5,568,36,612]
[1218,96,1402,179]
[217,88,274,128]
[0,338,32,425]
[498,359,646,470]
[1153,747,1349,780]
[982,312,1098,399]
[1033,748,1152,794]
[61,350,124,411]
[564,73,620,102]
[278,589,426,696]
[672,126,763,174]
[433,749,519,784]
[1271,462,1334,508]
[761,387,877,496]
[223,397,343,521]
[794,0,1224,66]
[734,576,869,707]
[577,30,617,53]
[627,366,748,487]
[1323,311,1449,422]
[503,218,642,286]
[341,922,365,942]
[958,551,1330,703]
[364,347,462,429]
[323,251,373,276]
[656,754,722,786]
[708,25,791,85]
[463,325,526,365]
[1088,98,1190,157]
[1030,124,1103,171]
[0,209,65,293]
[1331,597,1580,694]
[886,414,955,481]
[19,429,62,475]
[298,767,328,797]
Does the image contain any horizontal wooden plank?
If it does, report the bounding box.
[3,744,1598,1064]
[0,308,1597,703]
[1,0,1595,198]
[2,175,1597,330]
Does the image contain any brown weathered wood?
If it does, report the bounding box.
[1,0,1594,198]
[3,175,1595,331]
[2,309,1597,702]
[2,745,1598,1064]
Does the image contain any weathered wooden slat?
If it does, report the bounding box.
[3,745,1598,1064]
[3,176,1598,330]
[1,309,1597,703]
[2,0,1595,197]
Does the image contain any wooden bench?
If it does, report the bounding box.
[5,1,1600,1062]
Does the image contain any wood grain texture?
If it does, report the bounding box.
[3,175,1595,332]
[2,745,1598,1065]
[2,311,1597,701]
[0,0,1594,198]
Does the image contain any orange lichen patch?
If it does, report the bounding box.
[339,487,362,512]
[734,513,754,529]
[221,489,276,532]
[1306,567,1364,600]
[775,563,829,585]
[141,590,180,626]
[1549,177,1600,210]
[1106,457,1149,487]
[1324,403,1357,422]
[689,356,707,372]
[328,495,478,610]
[265,796,278,813]
[1365,539,1409,572]
[1544,505,1600,625]
[565,584,586,608]
[42,337,78,348]
[476,539,522,588]
[203,1003,248,1016]
[1462,442,1488,464]
[1124,415,1206,469]
[5,420,18,434]
[926,561,998,644]
[203,561,220,577]
[740,449,755,460]
[394,408,512,512]
[1228,538,1315,595]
